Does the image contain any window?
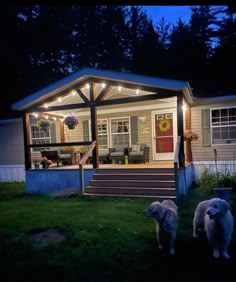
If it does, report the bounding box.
[31,125,51,152]
[97,119,108,149]
[211,107,236,144]
[111,118,130,146]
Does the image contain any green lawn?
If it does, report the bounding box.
[0,182,236,282]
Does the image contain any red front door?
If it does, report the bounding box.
[155,113,174,154]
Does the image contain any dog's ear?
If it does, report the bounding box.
[220,199,231,214]
[153,203,166,222]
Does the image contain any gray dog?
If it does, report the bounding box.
[144,200,178,255]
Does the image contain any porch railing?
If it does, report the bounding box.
[174,136,181,198]
[79,140,96,195]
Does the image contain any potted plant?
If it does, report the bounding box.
[33,158,41,169]
[40,157,53,169]
[63,115,79,130]
[213,172,234,201]
[212,149,234,201]
[37,119,51,131]
[184,129,198,141]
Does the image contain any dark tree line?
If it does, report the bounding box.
[1,5,236,117]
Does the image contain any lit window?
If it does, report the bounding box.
[31,125,51,152]
[111,118,130,146]
[211,107,236,144]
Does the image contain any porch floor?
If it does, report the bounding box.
[45,161,175,170]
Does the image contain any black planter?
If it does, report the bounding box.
[67,124,76,130]
[213,187,232,201]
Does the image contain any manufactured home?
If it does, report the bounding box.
[1,68,235,198]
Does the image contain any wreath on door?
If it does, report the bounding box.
[159,119,171,132]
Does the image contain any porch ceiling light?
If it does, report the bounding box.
[57,97,62,102]
[44,103,48,109]
[136,89,140,94]
[102,83,106,88]
[118,86,122,91]
[53,117,57,121]
[33,112,38,118]
[45,115,49,119]
[86,83,90,89]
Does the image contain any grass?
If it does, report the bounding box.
[0,183,236,282]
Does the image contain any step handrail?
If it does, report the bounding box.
[79,141,96,195]
[174,136,181,198]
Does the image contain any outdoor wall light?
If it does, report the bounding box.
[138,116,146,122]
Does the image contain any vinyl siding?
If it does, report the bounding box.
[63,109,154,161]
[0,119,25,165]
[191,101,236,161]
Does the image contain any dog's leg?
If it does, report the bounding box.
[192,215,199,238]
[156,223,163,250]
[221,236,231,259]
[213,247,220,259]
[169,231,176,255]
[210,239,220,259]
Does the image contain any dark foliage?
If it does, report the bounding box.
[1,5,235,118]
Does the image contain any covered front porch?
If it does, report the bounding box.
[12,68,194,198]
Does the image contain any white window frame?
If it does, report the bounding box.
[109,117,131,148]
[30,125,51,152]
[97,118,109,150]
[88,119,109,150]
[210,106,236,145]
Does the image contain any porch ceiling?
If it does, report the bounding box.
[12,67,194,115]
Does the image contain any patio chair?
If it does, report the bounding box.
[109,145,129,164]
[128,143,149,164]
[41,149,73,167]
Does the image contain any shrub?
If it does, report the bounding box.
[198,168,236,192]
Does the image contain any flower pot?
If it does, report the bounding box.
[213,187,232,201]
[67,124,76,130]
[42,162,49,169]
[34,162,40,169]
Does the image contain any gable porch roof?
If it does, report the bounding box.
[12,67,194,111]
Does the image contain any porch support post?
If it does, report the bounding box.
[23,113,31,169]
[185,103,192,162]
[177,93,185,167]
[89,82,99,168]
[60,120,65,142]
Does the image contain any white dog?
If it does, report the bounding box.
[193,197,234,259]
[144,200,178,255]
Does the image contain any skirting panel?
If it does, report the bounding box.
[0,165,25,182]
[26,169,95,195]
